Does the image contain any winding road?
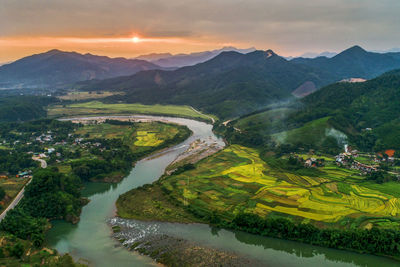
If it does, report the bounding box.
[190,106,215,123]
[0,179,31,222]
[0,157,47,222]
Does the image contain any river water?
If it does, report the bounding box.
[47,115,399,267]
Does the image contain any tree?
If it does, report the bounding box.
[0,186,5,200]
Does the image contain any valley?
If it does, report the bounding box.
[1,46,400,267]
[48,101,216,122]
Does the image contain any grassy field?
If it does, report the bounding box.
[143,145,400,229]
[0,177,28,213]
[56,121,191,180]
[74,121,184,153]
[116,183,202,223]
[48,101,216,122]
[234,108,292,132]
[58,91,123,101]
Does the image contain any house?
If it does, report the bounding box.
[304,157,324,168]
[351,162,377,174]
[385,149,396,157]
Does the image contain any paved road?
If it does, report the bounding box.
[0,179,31,222]
[32,157,47,168]
[0,157,47,222]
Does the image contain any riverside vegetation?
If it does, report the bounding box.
[0,118,191,265]
[117,144,400,259]
[116,69,400,261]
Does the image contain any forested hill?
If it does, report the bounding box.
[79,46,400,119]
[79,50,334,118]
[290,69,400,150]
[291,46,400,80]
[0,49,160,89]
[0,96,57,122]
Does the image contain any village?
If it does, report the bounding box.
[0,125,107,181]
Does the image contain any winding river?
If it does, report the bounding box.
[47,115,400,267]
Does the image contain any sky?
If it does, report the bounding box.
[1,0,400,62]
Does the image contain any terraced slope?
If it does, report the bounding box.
[162,145,400,228]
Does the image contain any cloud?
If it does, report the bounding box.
[1,0,400,59]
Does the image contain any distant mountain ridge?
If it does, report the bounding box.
[135,46,256,68]
[291,45,400,80]
[299,51,337,58]
[0,49,161,89]
[79,45,400,118]
[80,49,334,118]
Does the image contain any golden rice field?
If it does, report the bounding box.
[75,121,180,151]
[134,131,163,147]
[162,145,400,228]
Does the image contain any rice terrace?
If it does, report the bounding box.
[157,145,400,228]
[3,1,400,266]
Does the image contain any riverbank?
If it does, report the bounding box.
[114,143,400,263]
[45,115,400,267]
[109,218,263,267]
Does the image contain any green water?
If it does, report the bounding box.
[47,116,400,267]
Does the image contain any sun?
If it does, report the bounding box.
[132,36,140,43]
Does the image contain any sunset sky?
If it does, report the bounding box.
[1,0,400,62]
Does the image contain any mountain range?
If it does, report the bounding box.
[291,46,400,80]
[79,49,335,118]
[3,45,400,120]
[135,46,256,68]
[0,49,160,89]
[79,45,400,118]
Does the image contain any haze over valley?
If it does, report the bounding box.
[1,1,400,266]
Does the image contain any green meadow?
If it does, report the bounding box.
[48,101,216,122]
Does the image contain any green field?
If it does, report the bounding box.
[139,145,400,229]
[54,121,191,183]
[75,121,185,153]
[58,91,123,101]
[48,101,216,122]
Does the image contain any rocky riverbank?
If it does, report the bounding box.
[108,218,264,267]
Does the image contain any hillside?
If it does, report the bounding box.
[80,50,334,118]
[231,69,400,152]
[0,50,160,89]
[0,96,57,122]
[294,69,400,150]
[292,46,400,80]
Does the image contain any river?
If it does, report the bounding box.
[47,115,400,267]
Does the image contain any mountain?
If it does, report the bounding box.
[0,49,160,89]
[299,51,337,58]
[135,46,256,68]
[135,53,173,61]
[80,49,334,118]
[290,69,400,150]
[291,45,400,80]
[229,68,400,153]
